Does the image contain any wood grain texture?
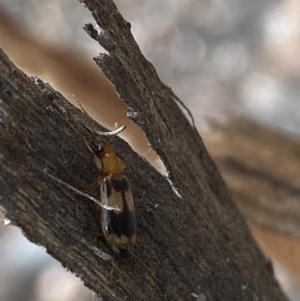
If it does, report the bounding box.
[0,8,156,169]
[0,1,287,300]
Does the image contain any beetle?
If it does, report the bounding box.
[84,135,136,259]
[48,99,136,258]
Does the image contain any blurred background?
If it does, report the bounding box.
[1,0,300,300]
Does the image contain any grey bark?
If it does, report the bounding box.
[0,1,288,300]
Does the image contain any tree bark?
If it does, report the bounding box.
[0,1,287,300]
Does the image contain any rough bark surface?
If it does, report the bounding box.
[0,1,288,300]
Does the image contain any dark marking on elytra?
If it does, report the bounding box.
[111,176,130,192]
[102,176,136,239]
[109,210,136,238]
